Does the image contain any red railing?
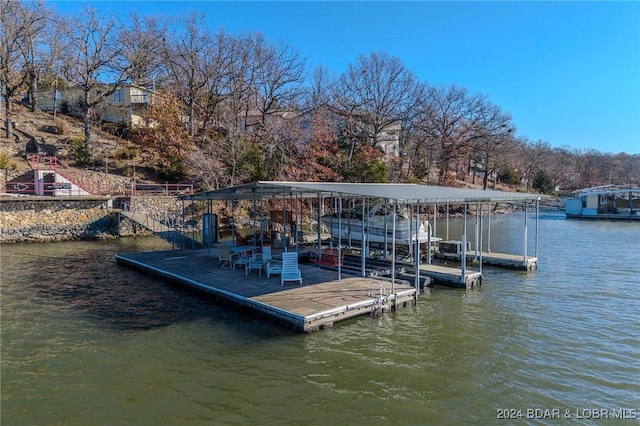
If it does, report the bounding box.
[5,180,193,197]
[28,155,68,170]
[7,155,194,197]
[126,182,194,196]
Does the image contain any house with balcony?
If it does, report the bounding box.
[37,83,154,126]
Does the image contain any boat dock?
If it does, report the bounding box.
[435,250,538,271]
[418,263,482,287]
[115,249,417,333]
[334,253,482,289]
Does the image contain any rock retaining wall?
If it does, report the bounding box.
[0,197,156,243]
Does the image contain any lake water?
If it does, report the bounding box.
[2,213,639,425]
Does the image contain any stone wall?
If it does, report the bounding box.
[118,196,188,224]
[0,197,152,243]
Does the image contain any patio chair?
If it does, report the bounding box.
[281,252,302,286]
[218,245,236,268]
[261,246,273,263]
[246,253,264,276]
[266,261,282,279]
[234,252,251,271]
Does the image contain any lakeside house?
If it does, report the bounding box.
[37,83,154,127]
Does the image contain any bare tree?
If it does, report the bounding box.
[467,102,514,189]
[303,64,337,112]
[335,51,425,153]
[0,0,45,138]
[611,152,640,185]
[415,84,486,185]
[39,13,67,120]
[14,0,48,113]
[544,145,578,191]
[59,7,131,157]
[252,38,306,125]
[120,13,167,88]
[514,138,551,190]
[161,12,212,137]
[222,32,259,136]
[183,31,258,189]
[195,30,237,137]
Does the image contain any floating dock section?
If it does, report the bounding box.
[418,263,482,288]
[336,253,482,289]
[115,249,416,333]
[436,250,538,271]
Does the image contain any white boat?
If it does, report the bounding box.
[320,203,439,247]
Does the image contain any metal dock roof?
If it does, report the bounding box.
[180,181,542,205]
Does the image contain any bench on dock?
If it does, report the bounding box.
[314,248,345,267]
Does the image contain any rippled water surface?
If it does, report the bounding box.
[2,214,639,425]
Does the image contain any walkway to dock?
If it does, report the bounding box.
[115,249,416,332]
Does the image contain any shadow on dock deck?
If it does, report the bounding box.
[115,249,417,333]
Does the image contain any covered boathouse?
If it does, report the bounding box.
[116,182,543,332]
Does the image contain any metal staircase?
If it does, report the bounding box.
[118,204,202,249]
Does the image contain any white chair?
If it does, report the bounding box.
[233,251,251,271]
[261,246,273,263]
[246,253,264,276]
[281,252,302,286]
[218,246,236,268]
[266,261,281,279]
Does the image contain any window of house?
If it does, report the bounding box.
[113,88,124,103]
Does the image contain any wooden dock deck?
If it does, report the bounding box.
[332,253,482,289]
[435,251,538,271]
[418,263,482,288]
[115,249,417,333]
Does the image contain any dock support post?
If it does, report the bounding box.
[479,203,483,275]
[535,197,540,260]
[232,195,236,246]
[474,203,479,262]
[523,201,528,264]
[260,187,265,248]
[446,202,450,241]
[391,203,397,295]
[338,196,342,281]
[295,193,300,252]
[182,199,187,250]
[361,197,366,278]
[433,204,437,241]
[252,191,257,247]
[427,205,432,265]
[487,203,492,253]
[461,203,467,286]
[316,193,322,257]
[190,197,195,249]
[415,204,421,293]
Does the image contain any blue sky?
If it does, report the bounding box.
[51,1,640,155]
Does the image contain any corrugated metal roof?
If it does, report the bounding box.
[180,181,543,204]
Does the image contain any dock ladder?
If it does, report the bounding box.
[369,280,389,316]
